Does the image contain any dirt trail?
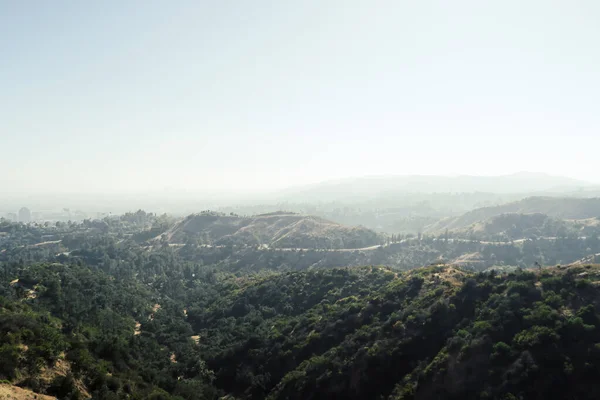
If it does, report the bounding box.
[30,240,62,247]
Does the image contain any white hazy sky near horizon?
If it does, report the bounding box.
[1,0,599,194]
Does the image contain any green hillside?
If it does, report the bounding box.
[194,264,600,400]
[2,216,600,399]
[3,252,600,399]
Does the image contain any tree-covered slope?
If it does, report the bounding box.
[3,229,600,399]
[192,264,600,400]
[0,262,217,400]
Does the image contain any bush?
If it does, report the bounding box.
[513,326,559,348]
[473,321,494,335]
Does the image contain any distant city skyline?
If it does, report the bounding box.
[18,207,31,223]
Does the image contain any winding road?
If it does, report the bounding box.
[164,236,589,253]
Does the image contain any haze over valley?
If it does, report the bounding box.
[2,1,600,399]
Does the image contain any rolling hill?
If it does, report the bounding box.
[426,197,600,233]
[159,212,382,249]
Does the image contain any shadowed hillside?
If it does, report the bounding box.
[191,263,600,399]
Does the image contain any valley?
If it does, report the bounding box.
[2,191,600,399]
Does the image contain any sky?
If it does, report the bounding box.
[1,0,600,195]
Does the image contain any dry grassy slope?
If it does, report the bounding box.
[161,212,381,248]
[162,214,247,242]
[425,196,600,233]
[0,384,56,400]
[449,252,486,267]
[441,212,551,237]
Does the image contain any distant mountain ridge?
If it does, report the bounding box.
[160,211,382,249]
[278,172,590,202]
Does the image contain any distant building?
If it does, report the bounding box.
[6,213,17,222]
[18,207,31,223]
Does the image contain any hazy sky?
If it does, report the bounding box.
[2,1,599,194]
